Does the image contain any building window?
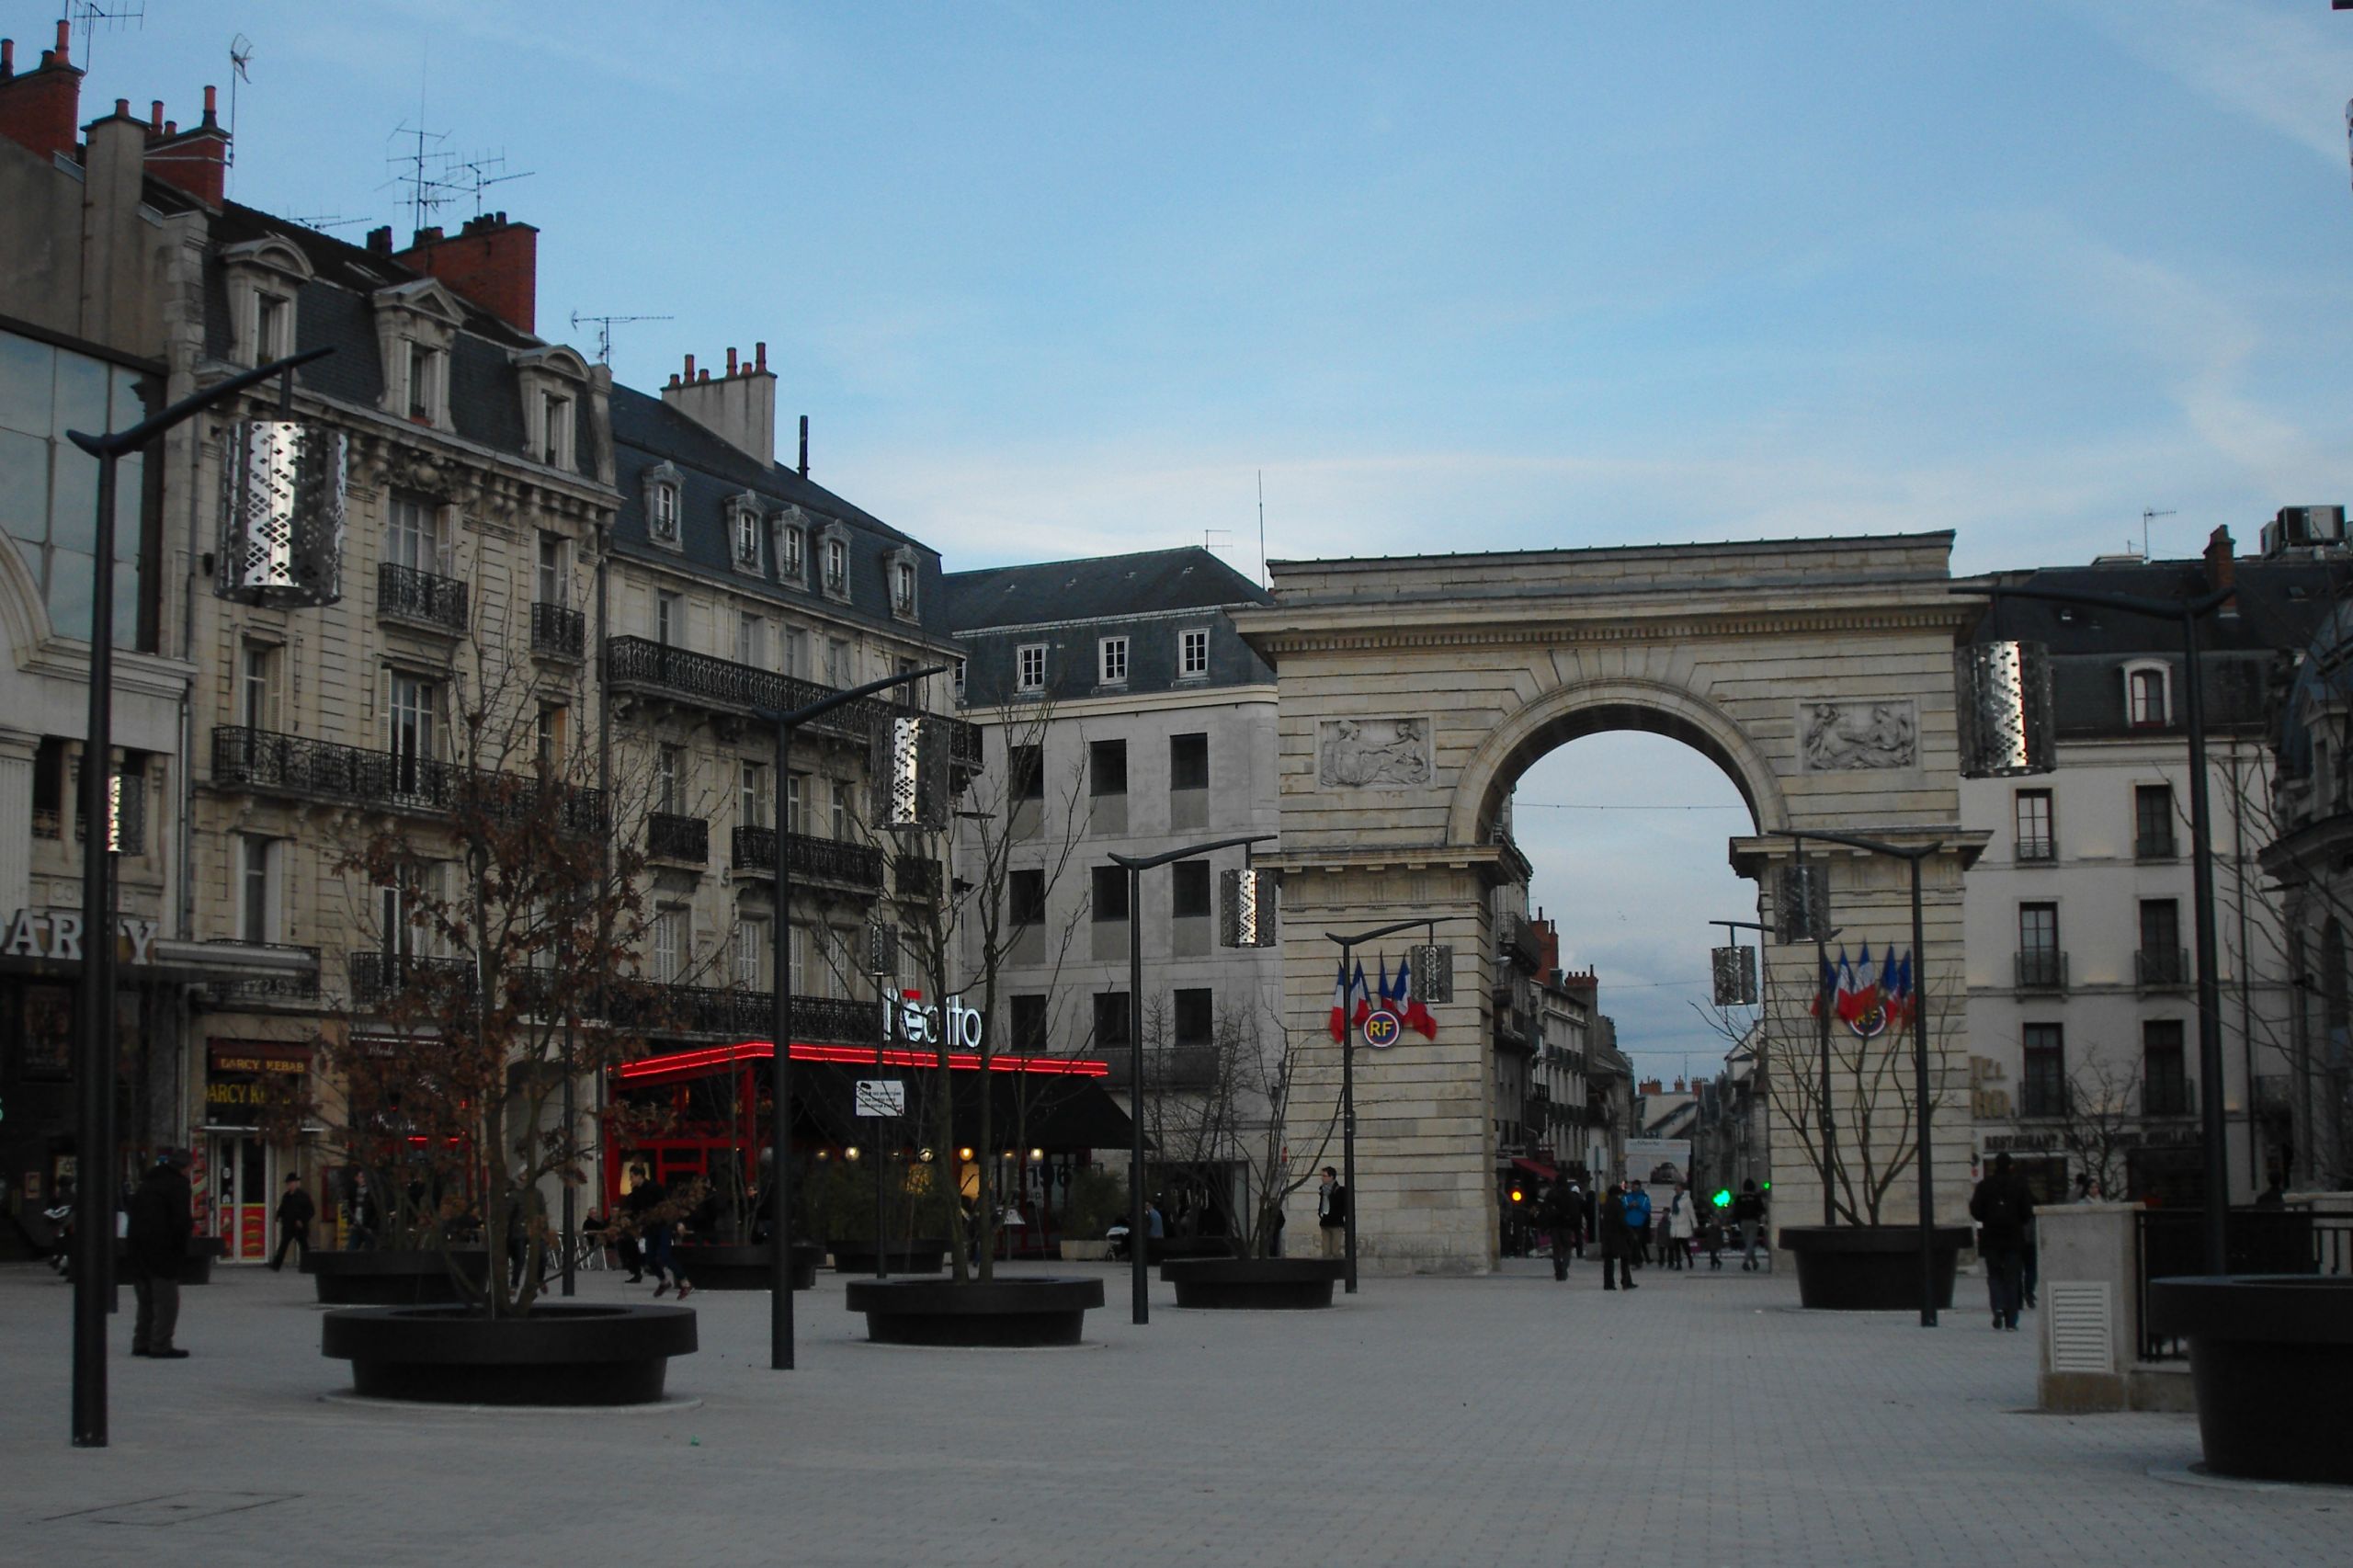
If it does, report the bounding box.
[734,917,767,991]
[649,483,680,545]
[387,672,438,789]
[1094,991,1131,1051]
[825,638,851,687]
[2017,903,2061,989]
[1099,636,1129,687]
[653,906,686,984]
[786,772,804,835]
[2135,784,2176,859]
[1017,643,1047,694]
[385,494,442,573]
[1010,994,1049,1051]
[239,642,279,731]
[2139,900,2183,986]
[740,761,769,830]
[2126,664,2169,728]
[733,499,763,571]
[1090,739,1128,799]
[1170,733,1209,792]
[2021,1024,2065,1118]
[1172,860,1211,919]
[656,744,684,815]
[2014,789,2053,863]
[31,737,63,840]
[536,532,566,607]
[777,518,804,583]
[655,591,682,647]
[1008,744,1044,804]
[238,835,280,946]
[736,612,768,669]
[890,553,918,619]
[540,391,574,469]
[952,657,967,703]
[1008,868,1046,927]
[1173,987,1213,1048]
[404,340,446,424]
[255,291,292,362]
[829,777,847,840]
[1179,628,1210,679]
[2143,1020,2190,1116]
[0,329,154,647]
[822,531,850,599]
[1092,864,1130,923]
[536,703,568,768]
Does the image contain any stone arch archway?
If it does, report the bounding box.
[1234,534,1986,1273]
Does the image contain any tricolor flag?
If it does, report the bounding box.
[1349,960,1372,1032]
[1395,952,1438,1039]
[1328,956,1351,1042]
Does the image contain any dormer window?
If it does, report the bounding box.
[540,392,574,469]
[513,344,592,474]
[775,514,806,585]
[2124,661,2171,729]
[886,547,919,620]
[256,293,291,361]
[820,524,852,602]
[372,278,463,431]
[405,341,446,423]
[641,460,684,551]
[727,493,764,575]
[222,237,313,369]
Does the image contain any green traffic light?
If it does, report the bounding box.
[1711,1187,1732,1209]
[1759,1180,1772,1192]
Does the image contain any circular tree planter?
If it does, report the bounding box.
[830,1239,949,1276]
[847,1277,1104,1346]
[322,1302,697,1405]
[2147,1275,2353,1485]
[671,1241,824,1291]
[1780,1226,1971,1311]
[302,1249,490,1306]
[1161,1257,1344,1310]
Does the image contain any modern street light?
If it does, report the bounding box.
[66,345,337,1449]
[1956,584,2234,1276]
[1107,834,1277,1325]
[759,665,948,1370]
[1768,827,1947,1328]
[1322,917,1443,1295]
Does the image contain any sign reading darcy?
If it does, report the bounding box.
[1318,717,1434,790]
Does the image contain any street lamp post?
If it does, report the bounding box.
[1769,827,1945,1328]
[66,346,335,1449]
[1322,917,1439,1294]
[1108,834,1276,1326]
[1959,583,2234,1276]
[758,665,948,1371]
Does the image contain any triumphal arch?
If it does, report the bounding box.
[1232,533,1987,1273]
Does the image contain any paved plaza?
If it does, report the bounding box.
[0,1255,2341,1567]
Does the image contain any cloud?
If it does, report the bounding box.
[2071,0,2353,165]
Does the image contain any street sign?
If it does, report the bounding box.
[854,1079,904,1118]
[1361,1007,1402,1050]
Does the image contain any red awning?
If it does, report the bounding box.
[1510,1156,1558,1182]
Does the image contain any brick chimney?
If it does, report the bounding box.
[660,341,777,463]
[392,211,539,333]
[2203,524,2236,608]
[0,21,84,163]
[142,83,229,207]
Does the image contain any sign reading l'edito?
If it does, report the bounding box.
[881,988,983,1050]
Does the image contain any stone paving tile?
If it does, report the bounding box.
[0,1255,2342,1567]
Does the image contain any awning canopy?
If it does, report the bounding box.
[1509,1156,1558,1182]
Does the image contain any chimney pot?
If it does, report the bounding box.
[149,100,162,131]
[683,353,695,381]
[53,18,68,61]
[699,369,710,382]
[113,97,128,119]
[725,347,738,376]
[668,373,681,388]
[3,40,15,78]
[202,84,217,123]
[164,119,176,135]
[755,341,767,370]
[366,225,392,255]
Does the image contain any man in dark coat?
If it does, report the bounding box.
[126,1148,194,1358]
[1316,1166,1348,1259]
[269,1173,315,1270]
[1540,1180,1582,1281]
[1971,1153,2033,1331]
[1598,1180,1637,1291]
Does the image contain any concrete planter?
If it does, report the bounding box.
[846,1277,1104,1346]
[829,1239,949,1276]
[670,1241,823,1291]
[302,1248,490,1305]
[2146,1275,2353,1485]
[118,1234,224,1285]
[1161,1257,1344,1309]
[322,1302,697,1405]
[1780,1225,1970,1311]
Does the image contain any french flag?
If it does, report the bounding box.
[1328,956,1350,1042]
[1395,952,1438,1039]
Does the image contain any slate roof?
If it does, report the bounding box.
[944,548,1272,632]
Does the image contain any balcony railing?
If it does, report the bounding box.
[730,825,885,891]
[1102,1046,1222,1090]
[608,980,877,1044]
[2018,1084,2071,1119]
[213,726,605,830]
[2014,949,2068,992]
[347,950,478,1009]
[2017,835,2056,863]
[603,636,979,767]
[2135,948,2190,990]
[646,812,709,864]
[2135,832,2177,861]
[200,941,322,1005]
[379,562,469,632]
[531,600,585,659]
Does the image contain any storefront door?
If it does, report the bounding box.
[210,1135,272,1262]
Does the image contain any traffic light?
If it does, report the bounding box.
[1711,1187,1732,1210]
[1759,1180,1772,1193]
[1507,1186,1526,1206]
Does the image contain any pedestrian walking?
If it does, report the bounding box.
[1702,1212,1724,1270]
[127,1148,195,1358]
[1666,1182,1695,1271]
[1316,1166,1347,1261]
[1624,1180,1653,1268]
[1598,1180,1637,1291]
[1971,1153,2033,1331]
[1732,1179,1767,1270]
[268,1173,314,1271]
[1540,1179,1581,1281]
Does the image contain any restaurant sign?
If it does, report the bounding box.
[2,908,161,964]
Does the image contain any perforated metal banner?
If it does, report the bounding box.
[1219,868,1279,948]
[872,715,949,831]
[1955,640,2055,779]
[1775,863,1832,945]
[218,418,346,608]
[1711,944,1758,1006]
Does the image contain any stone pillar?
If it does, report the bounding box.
[0,728,38,916]
[2034,1201,2138,1412]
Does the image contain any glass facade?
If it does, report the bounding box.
[0,328,152,646]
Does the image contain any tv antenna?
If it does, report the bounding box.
[386,119,453,234]
[2142,506,2176,558]
[569,311,673,367]
[226,35,254,186]
[1204,528,1234,555]
[438,150,534,219]
[68,1,143,73]
[1256,468,1268,588]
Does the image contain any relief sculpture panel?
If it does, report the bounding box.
[1317,716,1434,790]
[1800,699,1917,771]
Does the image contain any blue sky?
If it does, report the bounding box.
[31,1,2353,1080]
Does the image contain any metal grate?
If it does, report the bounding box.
[2045,1282,2112,1374]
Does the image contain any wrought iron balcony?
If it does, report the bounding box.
[2135,947,2191,990]
[213,726,605,830]
[604,635,979,767]
[200,942,322,1005]
[379,562,468,633]
[347,950,477,1008]
[646,812,709,864]
[2014,949,2068,992]
[2016,835,2056,864]
[1102,1046,1222,1090]
[730,825,885,891]
[608,979,877,1044]
[531,600,585,660]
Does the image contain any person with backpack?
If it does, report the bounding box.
[1597,1180,1637,1291]
[1971,1153,2033,1331]
[1623,1181,1653,1269]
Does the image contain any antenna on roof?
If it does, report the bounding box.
[569,311,674,367]
[438,149,533,218]
[2142,506,2176,559]
[285,210,366,233]
[68,1,143,74]
[226,35,254,190]
[385,118,452,234]
[1256,469,1268,589]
